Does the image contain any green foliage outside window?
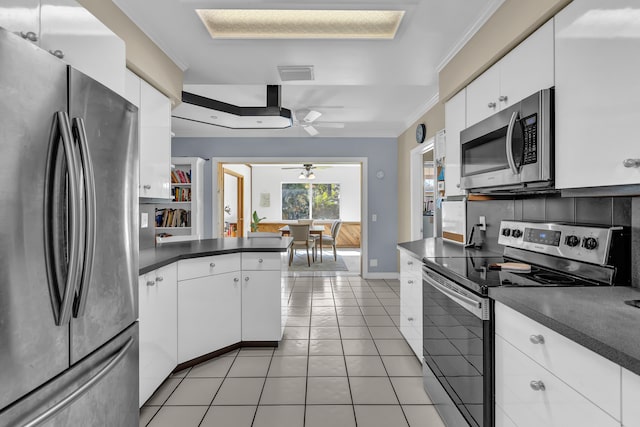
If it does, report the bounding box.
[282,183,340,220]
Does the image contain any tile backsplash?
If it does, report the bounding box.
[466,195,637,287]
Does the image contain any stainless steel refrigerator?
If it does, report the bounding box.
[0,27,139,426]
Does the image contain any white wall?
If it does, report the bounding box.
[251,164,361,222]
[223,164,252,235]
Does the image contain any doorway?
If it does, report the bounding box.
[222,168,244,237]
[410,138,435,240]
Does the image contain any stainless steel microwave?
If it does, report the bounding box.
[460,88,553,193]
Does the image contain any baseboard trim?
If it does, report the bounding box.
[173,340,278,372]
[363,272,400,280]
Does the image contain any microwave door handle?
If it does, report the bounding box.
[506,111,520,175]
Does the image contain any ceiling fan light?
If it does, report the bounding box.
[299,171,306,179]
[303,110,322,123]
[303,125,319,136]
[307,172,316,179]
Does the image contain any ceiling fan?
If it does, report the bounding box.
[281,163,330,179]
[293,109,345,136]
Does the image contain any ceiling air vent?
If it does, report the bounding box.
[278,65,315,82]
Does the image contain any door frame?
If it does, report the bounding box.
[212,157,369,277]
[410,138,435,241]
[220,167,245,237]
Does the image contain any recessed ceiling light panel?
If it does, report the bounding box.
[196,9,405,39]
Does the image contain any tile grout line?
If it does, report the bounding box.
[195,348,241,427]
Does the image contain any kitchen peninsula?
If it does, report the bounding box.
[138,237,292,406]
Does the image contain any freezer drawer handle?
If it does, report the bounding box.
[22,337,134,427]
[72,117,97,318]
[44,111,82,326]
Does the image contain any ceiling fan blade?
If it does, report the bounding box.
[303,125,319,136]
[303,110,322,123]
[313,122,345,128]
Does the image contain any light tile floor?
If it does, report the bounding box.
[140,275,446,427]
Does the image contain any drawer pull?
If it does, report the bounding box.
[408,317,414,321]
[407,280,414,284]
[529,334,545,344]
[210,262,215,268]
[407,261,413,265]
[155,276,163,282]
[245,277,250,282]
[258,258,264,263]
[233,277,239,283]
[143,184,151,190]
[529,380,546,391]
[623,158,640,168]
[488,102,497,109]
[146,281,155,287]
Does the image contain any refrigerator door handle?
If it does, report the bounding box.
[44,111,82,326]
[21,337,134,427]
[72,117,96,318]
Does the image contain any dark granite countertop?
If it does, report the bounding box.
[490,286,640,376]
[140,237,292,275]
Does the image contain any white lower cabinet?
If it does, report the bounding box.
[241,270,282,341]
[177,271,241,363]
[138,263,177,407]
[399,250,422,360]
[623,368,640,427]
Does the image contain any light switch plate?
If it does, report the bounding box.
[141,212,148,228]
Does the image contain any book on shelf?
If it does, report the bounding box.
[171,187,191,202]
[155,208,192,228]
[170,169,192,184]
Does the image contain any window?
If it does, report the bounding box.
[282,183,340,220]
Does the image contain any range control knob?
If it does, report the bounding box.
[502,228,511,237]
[583,237,598,250]
[512,229,523,238]
[565,235,580,247]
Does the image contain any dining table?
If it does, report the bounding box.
[279,225,325,262]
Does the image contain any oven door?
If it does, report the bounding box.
[422,267,493,427]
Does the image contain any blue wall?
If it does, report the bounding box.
[172,137,398,273]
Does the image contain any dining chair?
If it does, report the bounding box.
[318,220,343,261]
[297,219,319,252]
[288,224,316,266]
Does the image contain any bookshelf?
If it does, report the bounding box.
[155,157,204,243]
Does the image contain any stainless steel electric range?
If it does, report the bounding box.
[421,220,631,427]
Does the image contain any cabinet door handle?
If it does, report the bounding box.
[210,262,215,268]
[407,280,414,284]
[529,334,545,344]
[146,280,155,287]
[20,31,38,42]
[258,258,263,263]
[155,276,163,282]
[234,277,239,283]
[623,158,640,168]
[49,49,64,59]
[408,317,414,321]
[244,277,250,282]
[529,380,546,391]
[143,184,151,190]
[498,95,508,102]
[488,102,497,108]
[407,261,413,266]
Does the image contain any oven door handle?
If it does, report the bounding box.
[423,271,488,320]
[506,111,520,175]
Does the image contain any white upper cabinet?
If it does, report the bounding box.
[555,0,640,189]
[444,88,466,197]
[0,0,125,95]
[466,20,554,127]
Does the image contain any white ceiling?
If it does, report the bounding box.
[113,0,504,138]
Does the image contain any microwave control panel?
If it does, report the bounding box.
[522,114,537,165]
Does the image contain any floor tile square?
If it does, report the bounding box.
[238,347,274,357]
[312,299,335,307]
[170,367,190,378]
[259,377,307,404]
[139,406,160,427]
[342,339,379,355]
[354,405,409,427]
[402,405,446,427]
[390,377,433,404]
[359,306,388,315]
[305,405,356,427]
[274,339,308,356]
[364,315,395,326]
[379,298,400,307]
[357,298,382,307]
[187,357,233,378]
[283,326,310,340]
[345,355,387,376]
[375,339,415,356]
[199,406,256,427]
[340,326,372,339]
[335,306,363,316]
[385,306,401,315]
[309,339,343,355]
[287,307,311,316]
[350,377,398,404]
[145,378,181,406]
[227,356,271,377]
[267,355,308,377]
[309,326,341,339]
[369,326,403,339]
[165,378,223,406]
[212,378,265,405]
[252,405,305,427]
[146,406,208,427]
[382,356,423,376]
[308,355,347,376]
[334,298,359,306]
[310,316,339,327]
[306,377,352,404]
[311,306,336,316]
[337,316,367,326]
[286,316,311,327]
